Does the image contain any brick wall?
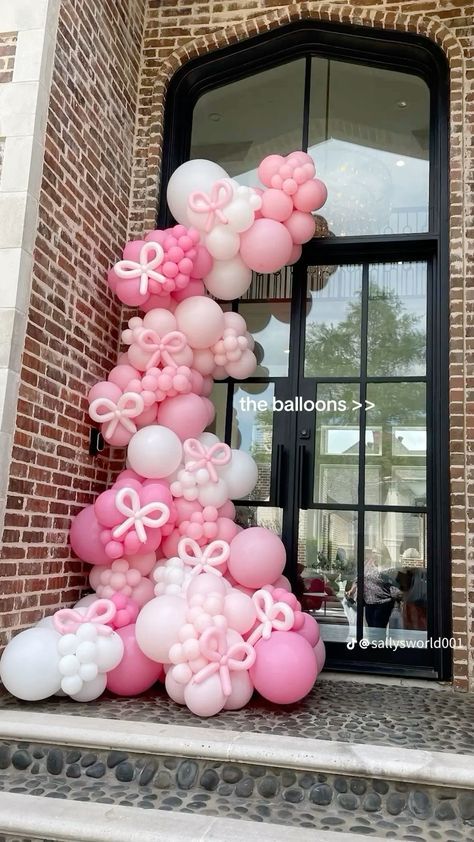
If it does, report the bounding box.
[128,0,473,690]
[0,0,146,647]
[0,32,16,84]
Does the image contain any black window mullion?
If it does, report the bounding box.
[356,263,369,641]
[302,55,311,151]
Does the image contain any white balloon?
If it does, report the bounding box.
[218,449,258,500]
[167,159,229,225]
[74,594,98,609]
[199,432,219,447]
[71,673,107,702]
[127,425,183,479]
[223,670,254,710]
[36,616,55,630]
[224,198,255,233]
[203,256,252,300]
[205,226,240,260]
[0,627,62,701]
[95,633,124,672]
[165,669,186,704]
[198,478,229,508]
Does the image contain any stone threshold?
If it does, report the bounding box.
[0,791,395,841]
[1,710,473,791]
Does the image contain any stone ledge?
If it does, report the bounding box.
[1,710,473,791]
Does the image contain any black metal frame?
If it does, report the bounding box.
[157,21,451,680]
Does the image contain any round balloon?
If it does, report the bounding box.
[127,425,183,479]
[250,631,317,704]
[174,297,225,349]
[167,160,229,225]
[107,624,163,696]
[135,595,187,663]
[0,627,62,701]
[228,527,286,589]
[70,505,110,565]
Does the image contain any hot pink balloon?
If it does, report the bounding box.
[157,393,210,441]
[107,624,163,696]
[298,613,320,647]
[70,506,110,565]
[228,527,286,589]
[293,178,327,213]
[190,245,213,279]
[161,529,181,558]
[172,279,205,302]
[285,210,316,245]
[239,219,293,274]
[314,637,326,673]
[250,631,317,704]
[218,500,236,519]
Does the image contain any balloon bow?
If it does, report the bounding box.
[112,487,170,543]
[53,598,116,636]
[89,392,145,438]
[188,180,234,232]
[178,537,229,576]
[114,242,166,296]
[193,625,255,696]
[183,439,231,483]
[136,329,188,370]
[247,589,295,646]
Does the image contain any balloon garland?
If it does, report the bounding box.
[0,152,328,716]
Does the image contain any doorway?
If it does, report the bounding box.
[211,236,448,678]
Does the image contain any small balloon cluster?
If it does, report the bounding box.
[0,152,328,715]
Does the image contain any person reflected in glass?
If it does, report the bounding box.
[400,548,427,631]
[363,548,402,638]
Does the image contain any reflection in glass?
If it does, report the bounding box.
[235,505,282,535]
[309,58,429,235]
[364,512,427,642]
[190,60,305,184]
[368,263,427,376]
[207,382,227,441]
[314,383,361,505]
[232,382,274,501]
[305,265,363,377]
[298,509,358,643]
[365,383,426,506]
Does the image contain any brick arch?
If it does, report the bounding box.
[130,3,471,689]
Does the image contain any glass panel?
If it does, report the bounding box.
[238,267,293,377]
[298,509,358,643]
[232,382,275,501]
[309,58,430,235]
[206,382,228,440]
[368,262,427,376]
[304,264,363,377]
[365,383,426,506]
[234,505,283,534]
[314,383,361,505]
[190,60,305,185]
[364,512,428,642]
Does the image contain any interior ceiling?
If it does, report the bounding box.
[191,57,430,166]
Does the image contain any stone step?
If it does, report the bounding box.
[0,710,473,841]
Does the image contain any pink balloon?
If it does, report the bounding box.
[271,574,292,592]
[108,365,141,391]
[165,669,186,704]
[314,637,326,673]
[298,613,320,647]
[136,595,187,662]
[240,219,293,274]
[288,243,302,265]
[107,624,163,696]
[284,211,316,245]
[161,529,181,559]
[190,245,213,279]
[157,393,209,441]
[141,293,172,313]
[228,527,286,589]
[225,349,257,380]
[174,297,225,349]
[175,499,202,521]
[258,154,285,187]
[192,349,216,376]
[70,506,110,565]
[224,589,257,635]
[186,572,227,600]
[223,670,254,710]
[260,188,293,222]
[88,381,121,405]
[218,500,236,519]
[127,552,156,576]
[293,178,327,213]
[94,489,124,529]
[184,672,225,717]
[250,631,317,704]
[172,279,205,302]
[215,518,239,543]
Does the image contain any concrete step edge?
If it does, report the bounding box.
[0,791,399,842]
[1,710,473,790]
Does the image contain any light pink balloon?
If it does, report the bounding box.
[250,631,317,704]
[127,553,157,576]
[223,670,254,710]
[107,624,163,696]
[258,154,285,187]
[135,595,187,663]
[175,297,225,349]
[108,365,141,391]
[161,529,181,559]
[224,589,257,635]
[192,349,216,376]
[293,178,327,213]
[191,245,213,279]
[260,188,293,222]
[94,489,124,529]
[314,637,326,673]
[228,527,286,589]
[141,293,172,312]
[186,572,227,600]
[88,381,121,405]
[271,574,292,592]
[288,243,302,265]
[184,673,226,717]
[70,506,110,565]
[298,613,320,647]
[285,211,316,245]
[225,349,257,380]
[240,219,293,274]
[215,518,238,543]
[172,279,205,303]
[165,669,186,704]
[157,393,209,441]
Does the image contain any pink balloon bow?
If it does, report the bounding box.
[178,537,229,576]
[89,392,145,438]
[136,329,188,371]
[112,486,170,544]
[114,242,166,296]
[183,439,231,483]
[188,180,234,233]
[193,626,256,696]
[53,598,116,636]
[247,589,295,646]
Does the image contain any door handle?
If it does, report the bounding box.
[298,444,308,510]
[273,443,285,508]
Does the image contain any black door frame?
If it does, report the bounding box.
[156,21,451,680]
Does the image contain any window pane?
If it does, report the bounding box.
[299,509,358,643]
[364,512,428,642]
[314,383,361,505]
[238,267,292,377]
[191,60,306,184]
[304,264,363,377]
[206,382,228,441]
[365,383,426,506]
[309,59,429,235]
[234,505,283,534]
[368,262,427,376]
[232,382,274,501]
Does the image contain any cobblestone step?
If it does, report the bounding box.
[0,710,473,841]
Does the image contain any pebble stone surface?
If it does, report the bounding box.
[1,680,474,755]
[0,740,473,840]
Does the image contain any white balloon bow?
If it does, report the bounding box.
[247,589,295,646]
[177,537,229,577]
[112,487,170,544]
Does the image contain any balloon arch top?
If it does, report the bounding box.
[1,152,328,716]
